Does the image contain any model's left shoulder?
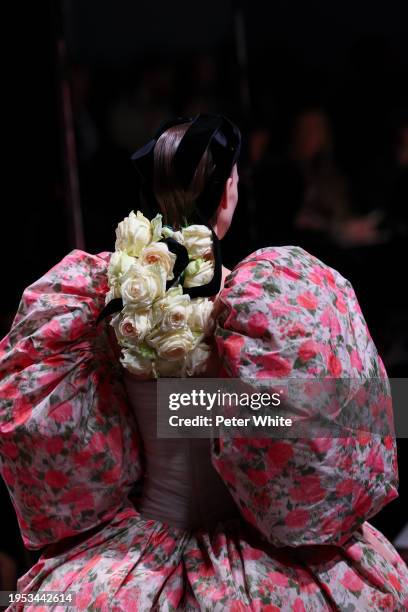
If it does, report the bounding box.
[215,242,383,380]
[230,245,349,282]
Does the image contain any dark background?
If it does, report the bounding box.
[1,0,407,589]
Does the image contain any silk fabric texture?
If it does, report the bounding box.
[0,247,407,610]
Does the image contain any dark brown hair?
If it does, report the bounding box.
[153,122,215,229]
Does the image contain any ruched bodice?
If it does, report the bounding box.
[123,371,240,530]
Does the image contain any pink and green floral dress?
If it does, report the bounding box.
[0,246,407,611]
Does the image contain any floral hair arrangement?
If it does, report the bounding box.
[106,210,216,377]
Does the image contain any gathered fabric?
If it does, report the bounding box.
[0,248,407,610]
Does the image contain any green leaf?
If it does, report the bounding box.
[293,357,304,369]
[138,343,156,359]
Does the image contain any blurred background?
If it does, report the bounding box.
[1,0,407,591]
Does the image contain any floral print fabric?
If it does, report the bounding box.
[13,507,408,611]
[1,248,407,610]
[0,250,141,549]
[213,246,399,548]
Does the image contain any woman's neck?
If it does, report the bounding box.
[221,265,231,291]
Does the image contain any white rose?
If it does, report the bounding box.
[183,259,214,288]
[115,211,152,256]
[150,213,163,242]
[120,348,153,377]
[161,226,184,245]
[108,250,135,281]
[152,286,190,324]
[147,328,195,361]
[187,298,214,334]
[140,242,176,279]
[106,251,135,302]
[161,304,188,331]
[182,225,213,259]
[185,342,212,376]
[120,263,166,307]
[111,307,152,344]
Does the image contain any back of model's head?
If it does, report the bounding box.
[153,122,215,228]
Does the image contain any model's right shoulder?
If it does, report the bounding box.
[11,250,113,328]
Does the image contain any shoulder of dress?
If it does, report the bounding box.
[232,245,311,268]
[57,249,113,267]
[27,249,113,288]
[226,245,352,289]
[7,250,114,330]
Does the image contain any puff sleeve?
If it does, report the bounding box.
[0,250,142,549]
[212,246,398,547]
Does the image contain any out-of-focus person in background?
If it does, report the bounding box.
[248,124,273,166]
[291,108,351,234]
[290,108,388,250]
[249,108,386,254]
[353,116,408,240]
